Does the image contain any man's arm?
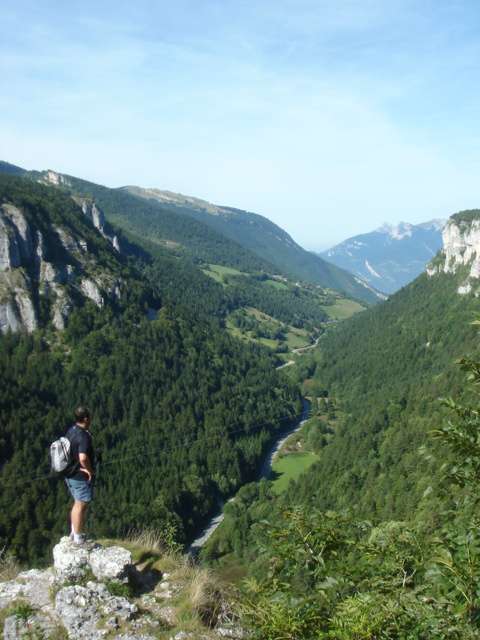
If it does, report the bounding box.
[77,430,94,481]
[78,453,93,481]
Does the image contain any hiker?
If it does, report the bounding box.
[64,406,95,544]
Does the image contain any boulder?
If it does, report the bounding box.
[216,626,247,638]
[3,613,55,639]
[0,569,55,613]
[53,537,92,582]
[15,568,55,611]
[89,546,132,583]
[0,581,24,610]
[55,582,137,639]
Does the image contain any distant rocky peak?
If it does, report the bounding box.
[427,211,480,295]
[42,170,71,187]
[376,221,413,240]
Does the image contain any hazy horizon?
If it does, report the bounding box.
[2,1,480,247]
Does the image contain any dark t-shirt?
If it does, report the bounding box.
[65,424,95,482]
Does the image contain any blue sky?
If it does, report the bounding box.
[2,1,480,248]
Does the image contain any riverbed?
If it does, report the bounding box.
[188,399,311,555]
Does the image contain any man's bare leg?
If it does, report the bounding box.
[71,500,88,536]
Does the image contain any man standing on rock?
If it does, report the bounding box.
[64,406,95,544]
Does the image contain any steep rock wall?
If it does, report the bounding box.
[427,216,480,295]
[0,201,122,334]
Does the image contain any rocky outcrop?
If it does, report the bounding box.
[56,582,137,639]
[3,612,56,639]
[427,215,480,295]
[42,170,71,187]
[80,278,104,308]
[0,539,246,639]
[0,567,56,611]
[0,205,33,270]
[74,197,121,253]
[0,204,39,333]
[53,537,132,583]
[89,546,132,583]
[0,196,126,333]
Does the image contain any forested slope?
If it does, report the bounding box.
[201,225,480,638]
[124,185,384,304]
[0,177,301,565]
[44,172,276,274]
[291,270,479,520]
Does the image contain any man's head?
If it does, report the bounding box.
[75,406,91,427]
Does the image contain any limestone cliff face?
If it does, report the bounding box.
[40,171,121,253]
[427,214,480,295]
[0,200,123,334]
[0,204,39,332]
[74,197,121,253]
[43,169,71,187]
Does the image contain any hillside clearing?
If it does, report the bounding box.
[270,452,319,494]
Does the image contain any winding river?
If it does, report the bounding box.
[188,399,311,555]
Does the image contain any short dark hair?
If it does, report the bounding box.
[75,406,91,422]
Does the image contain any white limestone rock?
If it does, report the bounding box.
[53,536,92,582]
[80,278,104,307]
[0,214,20,271]
[43,170,70,187]
[77,198,121,252]
[5,205,33,260]
[89,546,132,583]
[0,300,22,334]
[51,288,72,330]
[3,612,56,639]
[55,582,137,640]
[0,204,33,271]
[35,229,45,263]
[80,200,106,232]
[55,226,81,254]
[442,219,480,275]
[14,290,37,332]
[0,568,55,613]
[216,626,247,638]
[15,568,56,611]
[0,580,24,610]
[428,217,480,294]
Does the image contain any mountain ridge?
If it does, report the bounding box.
[122,184,385,304]
[321,218,445,293]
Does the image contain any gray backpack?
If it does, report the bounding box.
[50,436,73,474]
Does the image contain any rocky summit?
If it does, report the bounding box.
[427,210,480,295]
[0,538,245,639]
[321,219,445,294]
